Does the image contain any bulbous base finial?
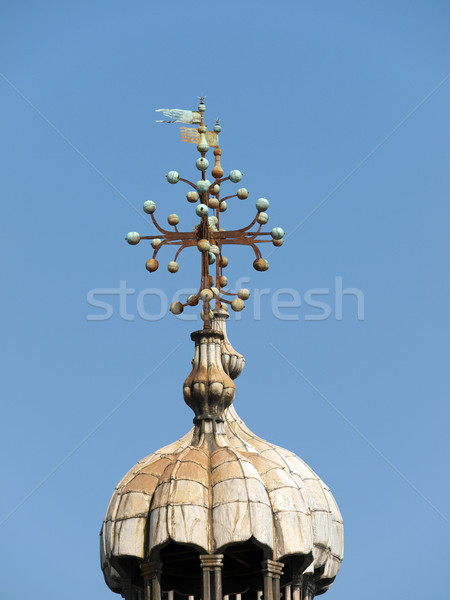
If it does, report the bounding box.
[183,329,235,427]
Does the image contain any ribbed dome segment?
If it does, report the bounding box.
[222,406,344,594]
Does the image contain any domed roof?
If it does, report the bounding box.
[100,311,343,596]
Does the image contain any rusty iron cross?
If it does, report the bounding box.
[125,99,285,329]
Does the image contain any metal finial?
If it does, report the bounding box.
[126,101,285,329]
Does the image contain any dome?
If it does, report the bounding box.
[100,311,343,599]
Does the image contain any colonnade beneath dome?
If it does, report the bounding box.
[118,552,316,600]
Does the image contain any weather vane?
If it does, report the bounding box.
[125,98,285,329]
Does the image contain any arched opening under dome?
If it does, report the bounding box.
[221,540,265,596]
[159,542,202,596]
[156,540,267,598]
[116,539,290,600]
[108,555,144,595]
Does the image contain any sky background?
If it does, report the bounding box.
[1,1,449,598]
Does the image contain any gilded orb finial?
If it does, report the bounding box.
[126,99,285,329]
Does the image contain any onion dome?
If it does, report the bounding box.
[100,317,343,600]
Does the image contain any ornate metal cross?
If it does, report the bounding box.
[125,99,285,329]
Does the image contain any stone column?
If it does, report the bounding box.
[140,561,163,600]
[291,568,303,600]
[200,554,224,600]
[302,580,315,600]
[261,560,284,600]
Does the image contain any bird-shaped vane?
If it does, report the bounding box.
[126,99,285,329]
[155,108,202,124]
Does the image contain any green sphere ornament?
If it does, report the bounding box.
[196,179,212,194]
[229,170,243,183]
[166,171,179,184]
[196,204,209,217]
[126,232,140,245]
[256,198,269,212]
[271,227,285,240]
[143,200,156,214]
[196,157,209,171]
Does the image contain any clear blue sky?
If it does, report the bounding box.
[1,1,449,598]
